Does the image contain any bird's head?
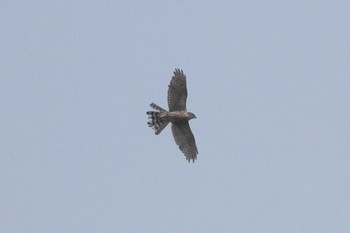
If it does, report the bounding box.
[188,112,197,120]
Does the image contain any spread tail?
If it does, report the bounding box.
[146,103,169,135]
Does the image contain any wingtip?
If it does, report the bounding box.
[186,157,196,163]
[173,68,185,76]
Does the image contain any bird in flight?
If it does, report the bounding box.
[147,69,198,162]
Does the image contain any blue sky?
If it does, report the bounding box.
[1,1,350,232]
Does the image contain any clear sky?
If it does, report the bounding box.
[1,1,349,232]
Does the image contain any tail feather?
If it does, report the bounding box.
[147,103,169,134]
[150,102,167,112]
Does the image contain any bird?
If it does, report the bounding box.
[147,69,198,162]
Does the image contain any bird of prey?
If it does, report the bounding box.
[147,69,198,162]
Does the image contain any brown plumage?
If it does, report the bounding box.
[147,69,198,162]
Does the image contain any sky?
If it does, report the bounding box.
[1,1,350,232]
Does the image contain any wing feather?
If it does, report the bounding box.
[171,122,198,162]
[168,69,187,111]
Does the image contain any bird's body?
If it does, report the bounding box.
[167,111,195,122]
[147,69,198,162]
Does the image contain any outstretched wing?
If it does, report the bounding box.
[171,122,198,162]
[168,69,187,111]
